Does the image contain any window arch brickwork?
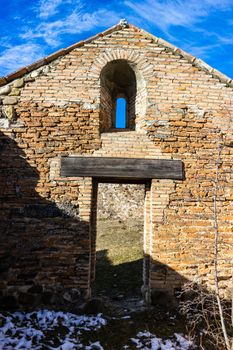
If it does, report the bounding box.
[100,59,136,130]
[89,50,153,132]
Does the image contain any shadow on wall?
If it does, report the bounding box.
[0,130,90,311]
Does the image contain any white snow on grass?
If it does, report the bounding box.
[0,310,195,349]
[0,310,106,349]
[130,331,195,349]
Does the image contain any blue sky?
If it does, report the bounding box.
[116,98,126,128]
[1,0,233,78]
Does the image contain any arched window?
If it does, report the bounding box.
[115,97,127,128]
[100,60,136,132]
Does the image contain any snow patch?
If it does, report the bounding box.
[0,310,106,349]
[0,310,195,350]
[130,331,195,349]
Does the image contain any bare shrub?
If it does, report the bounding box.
[178,282,233,349]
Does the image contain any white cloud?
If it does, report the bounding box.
[0,1,121,75]
[183,43,220,59]
[125,0,233,32]
[38,0,75,19]
[21,9,119,46]
[204,0,232,9]
[0,44,45,76]
[215,33,233,45]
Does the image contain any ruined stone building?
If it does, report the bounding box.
[0,20,233,308]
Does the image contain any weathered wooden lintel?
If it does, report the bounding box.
[61,157,184,180]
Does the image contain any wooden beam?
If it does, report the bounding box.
[61,157,184,180]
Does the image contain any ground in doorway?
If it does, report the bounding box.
[93,218,144,300]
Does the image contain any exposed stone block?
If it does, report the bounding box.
[2,105,15,120]
[13,78,25,88]
[3,96,18,105]
[9,88,21,96]
[0,85,11,95]
[0,118,10,128]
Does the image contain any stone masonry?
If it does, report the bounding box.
[0,21,233,308]
[97,182,144,220]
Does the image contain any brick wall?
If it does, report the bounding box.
[0,23,233,308]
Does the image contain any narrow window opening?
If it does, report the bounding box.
[115,97,127,128]
[100,59,138,132]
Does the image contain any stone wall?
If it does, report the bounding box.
[97,183,144,220]
[0,22,233,308]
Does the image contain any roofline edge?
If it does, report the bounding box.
[0,22,232,89]
[0,23,122,87]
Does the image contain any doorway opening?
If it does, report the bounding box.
[91,180,151,302]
